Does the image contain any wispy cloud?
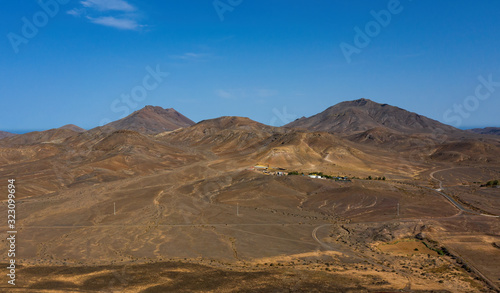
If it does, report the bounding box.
[169,52,211,61]
[67,8,85,17]
[67,0,143,30]
[215,89,236,99]
[87,16,139,30]
[80,0,135,12]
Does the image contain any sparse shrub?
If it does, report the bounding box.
[481,179,499,187]
[309,172,324,176]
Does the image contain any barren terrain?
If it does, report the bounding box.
[0,101,499,292]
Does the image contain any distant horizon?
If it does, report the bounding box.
[5,126,496,135]
[2,103,497,136]
[1,99,499,134]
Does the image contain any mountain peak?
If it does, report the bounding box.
[199,116,262,127]
[348,98,373,106]
[334,98,381,108]
[103,106,195,134]
[142,105,173,112]
[285,99,460,135]
[59,124,86,132]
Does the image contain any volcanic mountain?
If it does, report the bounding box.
[285,99,461,136]
[162,116,278,140]
[159,116,282,155]
[102,106,195,134]
[468,127,500,136]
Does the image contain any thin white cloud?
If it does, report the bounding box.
[67,8,85,17]
[87,16,139,30]
[169,52,211,61]
[80,0,135,12]
[67,0,142,30]
[215,89,235,99]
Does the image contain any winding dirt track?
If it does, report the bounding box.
[430,168,499,217]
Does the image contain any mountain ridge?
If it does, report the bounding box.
[285,98,462,136]
[468,127,500,136]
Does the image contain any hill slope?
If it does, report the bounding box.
[0,131,16,139]
[0,128,80,145]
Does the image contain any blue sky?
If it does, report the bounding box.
[1,0,499,132]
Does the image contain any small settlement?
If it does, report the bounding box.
[251,165,287,176]
[250,165,351,181]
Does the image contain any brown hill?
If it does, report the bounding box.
[158,116,418,177]
[285,99,461,136]
[0,128,201,197]
[59,124,86,132]
[0,131,16,139]
[256,131,370,170]
[159,116,282,154]
[103,106,195,134]
[468,127,500,136]
[0,128,81,146]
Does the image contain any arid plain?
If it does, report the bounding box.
[0,99,499,292]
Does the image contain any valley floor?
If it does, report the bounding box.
[1,164,499,292]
